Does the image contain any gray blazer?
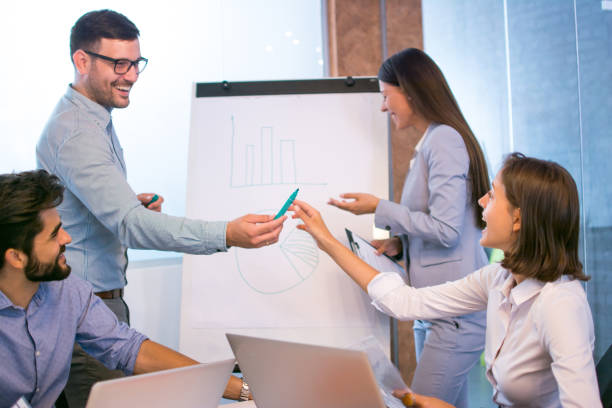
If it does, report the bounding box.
[375,123,488,289]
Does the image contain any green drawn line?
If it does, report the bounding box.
[281,248,318,264]
[230,115,235,188]
[246,145,254,185]
[282,243,318,253]
[280,139,296,184]
[234,211,320,295]
[261,127,273,184]
[230,182,326,188]
[280,246,307,280]
[228,115,327,188]
[292,139,297,184]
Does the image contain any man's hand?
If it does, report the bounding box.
[371,237,402,257]
[328,192,380,215]
[137,193,164,212]
[226,214,286,248]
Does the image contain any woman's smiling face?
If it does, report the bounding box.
[478,171,521,252]
[379,81,416,130]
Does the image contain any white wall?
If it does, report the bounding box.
[124,259,183,349]
[1,1,324,346]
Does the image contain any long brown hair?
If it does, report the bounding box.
[500,153,588,282]
[378,48,490,229]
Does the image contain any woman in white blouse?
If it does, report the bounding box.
[291,153,601,408]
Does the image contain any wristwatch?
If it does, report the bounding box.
[239,378,250,401]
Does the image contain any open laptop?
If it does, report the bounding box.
[226,333,389,408]
[85,358,235,408]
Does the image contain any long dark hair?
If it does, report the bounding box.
[500,153,588,282]
[379,48,490,229]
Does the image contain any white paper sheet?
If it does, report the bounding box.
[346,229,406,277]
[350,336,412,408]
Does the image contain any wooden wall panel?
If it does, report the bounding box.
[384,0,422,386]
[326,0,423,385]
[327,0,382,76]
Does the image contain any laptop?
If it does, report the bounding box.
[85,358,235,408]
[226,333,389,408]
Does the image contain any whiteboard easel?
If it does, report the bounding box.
[179,78,392,362]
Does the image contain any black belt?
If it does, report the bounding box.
[95,288,124,299]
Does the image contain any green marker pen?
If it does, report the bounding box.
[145,194,159,207]
[274,188,299,219]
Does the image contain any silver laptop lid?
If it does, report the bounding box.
[85,358,234,408]
[226,333,386,408]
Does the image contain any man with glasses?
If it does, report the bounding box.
[37,9,275,407]
[0,170,250,408]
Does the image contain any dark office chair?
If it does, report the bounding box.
[597,343,612,408]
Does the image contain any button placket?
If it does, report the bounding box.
[487,299,513,390]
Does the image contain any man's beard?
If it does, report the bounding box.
[86,71,132,109]
[25,245,71,282]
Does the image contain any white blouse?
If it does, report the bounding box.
[367,263,601,407]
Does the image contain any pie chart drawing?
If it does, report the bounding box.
[234,213,319,294]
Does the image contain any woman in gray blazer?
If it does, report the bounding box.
[329,48,491,408]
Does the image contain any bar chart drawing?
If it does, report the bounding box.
[229,115,326,188]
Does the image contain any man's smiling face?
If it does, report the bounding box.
[25,207,72,282]
[81,38,142,109]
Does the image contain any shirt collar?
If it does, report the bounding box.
[65,84,113,129]
[0,288,11,310]
[0,283,47,311]
[498,274,545,306]
[414,123,437,153]
[414,130,427,152]
[30,282,48,308]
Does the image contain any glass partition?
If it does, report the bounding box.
[424,0,611,363]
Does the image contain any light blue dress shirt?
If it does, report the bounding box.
[37,86,227,291]
[0,274,148,408]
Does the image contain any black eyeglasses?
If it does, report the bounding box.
[84,50,148,75]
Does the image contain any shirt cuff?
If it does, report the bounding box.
[123,333,149,375]
[374,199,400,233]
[201,221,228,253]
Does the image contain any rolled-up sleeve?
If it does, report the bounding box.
[74,288,147,374]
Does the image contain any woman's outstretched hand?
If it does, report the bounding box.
[328,193,380,215]
[291,199,382,291]
[290,199,334,251]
